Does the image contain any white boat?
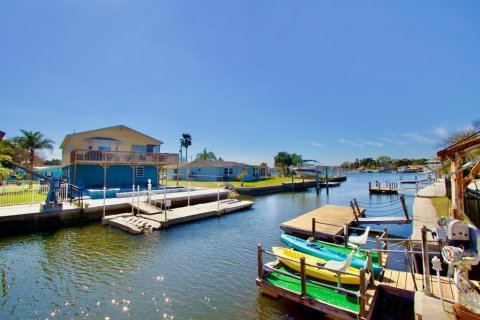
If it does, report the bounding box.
[293,160,322,178]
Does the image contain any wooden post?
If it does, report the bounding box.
[300,257,307,296]
[450,153,465,219]
[291,173,294,191]
[325,166,329,195]
[312,218,316,238]
[376,235,382,265]
[315,170,320,195]
[257,244,263,279]
[406,248,418,291]
[354,198,362,217]
[383,227,388,250]
[350,201,359,223]
[344,224,349,248]
[365,250,374,285]
[421,225,431,295]
[400,195,410,223]
[359,268,366,318]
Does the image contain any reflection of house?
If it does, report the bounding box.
[169,159,268,182]
[60,125,179,189]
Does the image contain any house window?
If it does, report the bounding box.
[132,145,147,153]
[98,142,112,151]
[224,168,233,175]
[136,166,144,177]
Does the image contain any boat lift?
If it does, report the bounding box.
[3,159,63,212]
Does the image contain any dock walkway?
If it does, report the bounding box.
[102,199,254,234]
[280,205,358,239]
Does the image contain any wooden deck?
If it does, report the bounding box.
[280,205,358,239]
[371,269,457,302]
[368,186,398,194]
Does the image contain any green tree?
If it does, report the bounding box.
[274,152,293,176]
[376,156,391,167]
[14,130,54,176]
[439,119,480,147]
[196,148,217,161]
[0,140,13,180]
[291,153,303,167]
[180,133,192,163]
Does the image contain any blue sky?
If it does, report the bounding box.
[1,1,479,166]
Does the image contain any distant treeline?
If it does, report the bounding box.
[339,156,428,170]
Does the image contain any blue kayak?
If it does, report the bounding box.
[280,233,383,276]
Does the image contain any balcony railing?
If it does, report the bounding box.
[70,150,179,165]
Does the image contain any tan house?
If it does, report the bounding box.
[60,125,178,189]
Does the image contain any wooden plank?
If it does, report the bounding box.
[280,205,357,238]
[396,270,408,290]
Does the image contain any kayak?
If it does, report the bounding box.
[280,233,383,276]
[272,246,360,285]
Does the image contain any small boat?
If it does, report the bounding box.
[272,247,361,285]
[280,234,383,276]
[293,160,322,178]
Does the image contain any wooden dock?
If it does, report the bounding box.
[280,205,359,239]
[103,199,254,234]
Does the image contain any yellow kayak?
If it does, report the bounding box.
[272,246,360,285]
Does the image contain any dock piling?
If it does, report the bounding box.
[300,257,307,296]
[257,244,263,279]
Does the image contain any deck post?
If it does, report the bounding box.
[350,201,359,223]
[359,268,366,318]
[353,198,362,217]
[137,185,140,215]
[325,166,329,195]
[257,244,263,279]
[406,249,418,291]
[400,195,410,223]
[300,257,307,296]
[421,225,432,295]
[365,250,374,285]
[376,235,382,264]
[383,227,388,251]
[344,224,349,248]
[312,218,316,238]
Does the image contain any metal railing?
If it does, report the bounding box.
[0,181,69,207]
[70,150,179,165]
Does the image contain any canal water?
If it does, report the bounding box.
[0,172,426,319]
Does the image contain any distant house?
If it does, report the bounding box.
[60,125,179,189]
[169,159,268,182]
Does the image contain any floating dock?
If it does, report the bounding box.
[257,251,457,320]
[280,205,359,239]
[102,199,254,234]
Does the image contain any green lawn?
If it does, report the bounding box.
[163,176,309,188]
[431,196,451,217]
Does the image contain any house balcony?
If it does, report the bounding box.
[70,150,179,166]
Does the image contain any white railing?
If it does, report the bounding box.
[0,181,69,207]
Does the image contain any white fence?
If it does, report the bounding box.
[0,181,69,207]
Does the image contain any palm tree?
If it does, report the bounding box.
[15,130,54,176]
[0,140,13,180]
[180,133,192,163]
[196,148,217,161]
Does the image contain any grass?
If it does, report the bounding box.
[163,176,308,189]
[431,196,451,217]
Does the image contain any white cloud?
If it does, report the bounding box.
[339,139,383,148]
[403,133,436,144]
[381,137,406,146]
[310,141,325,148]
[434,127,448,138]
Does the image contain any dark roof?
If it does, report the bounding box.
[179,159,259,169]
[84,136,122,142]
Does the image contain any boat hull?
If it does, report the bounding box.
[272,247,360,285]
[280,234,383,276]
